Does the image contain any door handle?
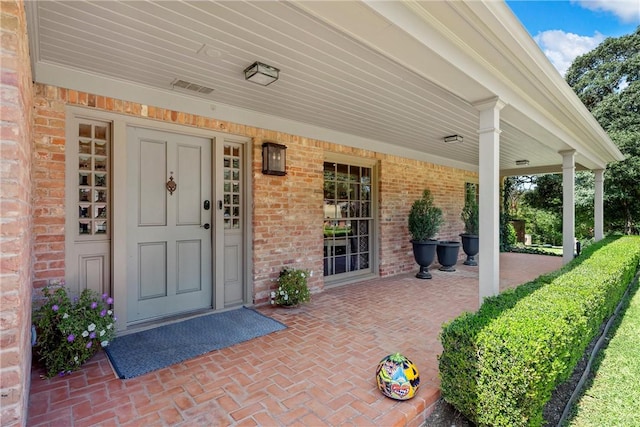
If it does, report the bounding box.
[201,223,210,230]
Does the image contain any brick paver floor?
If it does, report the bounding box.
[28,253,562,426]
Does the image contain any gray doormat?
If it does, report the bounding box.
[105,307,286,379]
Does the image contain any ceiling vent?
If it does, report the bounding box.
[171,79,214,95]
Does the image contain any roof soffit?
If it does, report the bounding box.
[25,0,623,171]
[356,0,623,165]
[442,1,623,164]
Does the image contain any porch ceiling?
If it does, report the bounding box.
[25,0,622,173]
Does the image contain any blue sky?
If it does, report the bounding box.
[506,0,640,75]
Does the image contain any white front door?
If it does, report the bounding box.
[126,127,212,323]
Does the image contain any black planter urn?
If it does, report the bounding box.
[460,234,479,266]
[411,239,438,279]
[436,241,460,272]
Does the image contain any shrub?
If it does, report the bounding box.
[270,267,310,307]
[500,214,518,251]
[439,236,640,426]
[33,286,116,378]
[509,243,562,257]
[408,189,443,241]
[461,196,479,235]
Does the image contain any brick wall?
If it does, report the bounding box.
[31,87,66,290]
[32,84,476,306]
[378,156,478,277]
[252,136,325,303]
[0,1,34,425]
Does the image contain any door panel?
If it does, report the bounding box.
[177,240,202,293]
[78,253,108,295]
[219,141,244,308]
[139,140,167,226]
[127,127,212,323]
[224,243,242,305]
[176,144,202,225]
[138,242,167,299]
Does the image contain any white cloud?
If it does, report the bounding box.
[573,0,640,23]
[533,30,605,76]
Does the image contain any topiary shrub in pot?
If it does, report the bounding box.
[460,194,479,266]
[408,189,444,279]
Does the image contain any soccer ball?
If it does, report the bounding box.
[375,353,420,400]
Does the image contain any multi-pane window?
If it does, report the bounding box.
[77,123,109,237]
[323,161,372,277]
[223,144,241,230]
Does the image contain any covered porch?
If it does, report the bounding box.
[23,0,624,310]
[0,1,625,425]
[27,253,562,426]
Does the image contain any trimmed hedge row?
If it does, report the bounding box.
[438,236,640,426]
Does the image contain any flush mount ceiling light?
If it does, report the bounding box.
[244,61,279,86]
[443,134,463,144]
[516,159,530,166]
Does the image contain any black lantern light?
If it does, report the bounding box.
[262,142,287,176]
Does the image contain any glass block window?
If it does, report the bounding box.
[223,144,242,230]
[77,122,110,237]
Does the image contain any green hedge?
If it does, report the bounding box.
[438,236,640,426]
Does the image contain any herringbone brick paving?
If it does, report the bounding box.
[27,253,562,426]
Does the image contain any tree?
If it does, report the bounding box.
[523,172,595,240]
[522,174,562,215]
[565,27,640,234]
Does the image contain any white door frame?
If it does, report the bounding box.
[65,106,253,331]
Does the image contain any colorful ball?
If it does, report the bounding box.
[376,353,420,400]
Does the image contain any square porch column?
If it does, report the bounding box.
[474,97,506,304]
[594,169,604,241]
[561,150,576,264]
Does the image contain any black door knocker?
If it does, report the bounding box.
[166,172,177,195]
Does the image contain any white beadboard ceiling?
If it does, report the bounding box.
[25,0,622,173]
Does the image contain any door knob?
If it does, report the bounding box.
[201,223,210,230]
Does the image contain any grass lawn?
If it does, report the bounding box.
[566,275,640,426]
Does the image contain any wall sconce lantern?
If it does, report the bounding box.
[443,134,464,144]
[262,142,287,176]
[244,61,280,86]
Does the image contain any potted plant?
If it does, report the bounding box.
[436,240,461,271]
[32,284,116,378]
[460,194,479,266]
[270,267,310,307]
[408,189,444,279]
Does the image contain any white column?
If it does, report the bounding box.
[474,97,505,305]
[594,169,604,241]
[561,150,576,264]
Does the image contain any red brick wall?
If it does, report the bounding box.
[0,1,34,425]
[32,85,477,306]
[31,87,66,290]
[378,156,478,277]
[252,137,325,303]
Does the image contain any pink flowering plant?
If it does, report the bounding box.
[33,285,116,378]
